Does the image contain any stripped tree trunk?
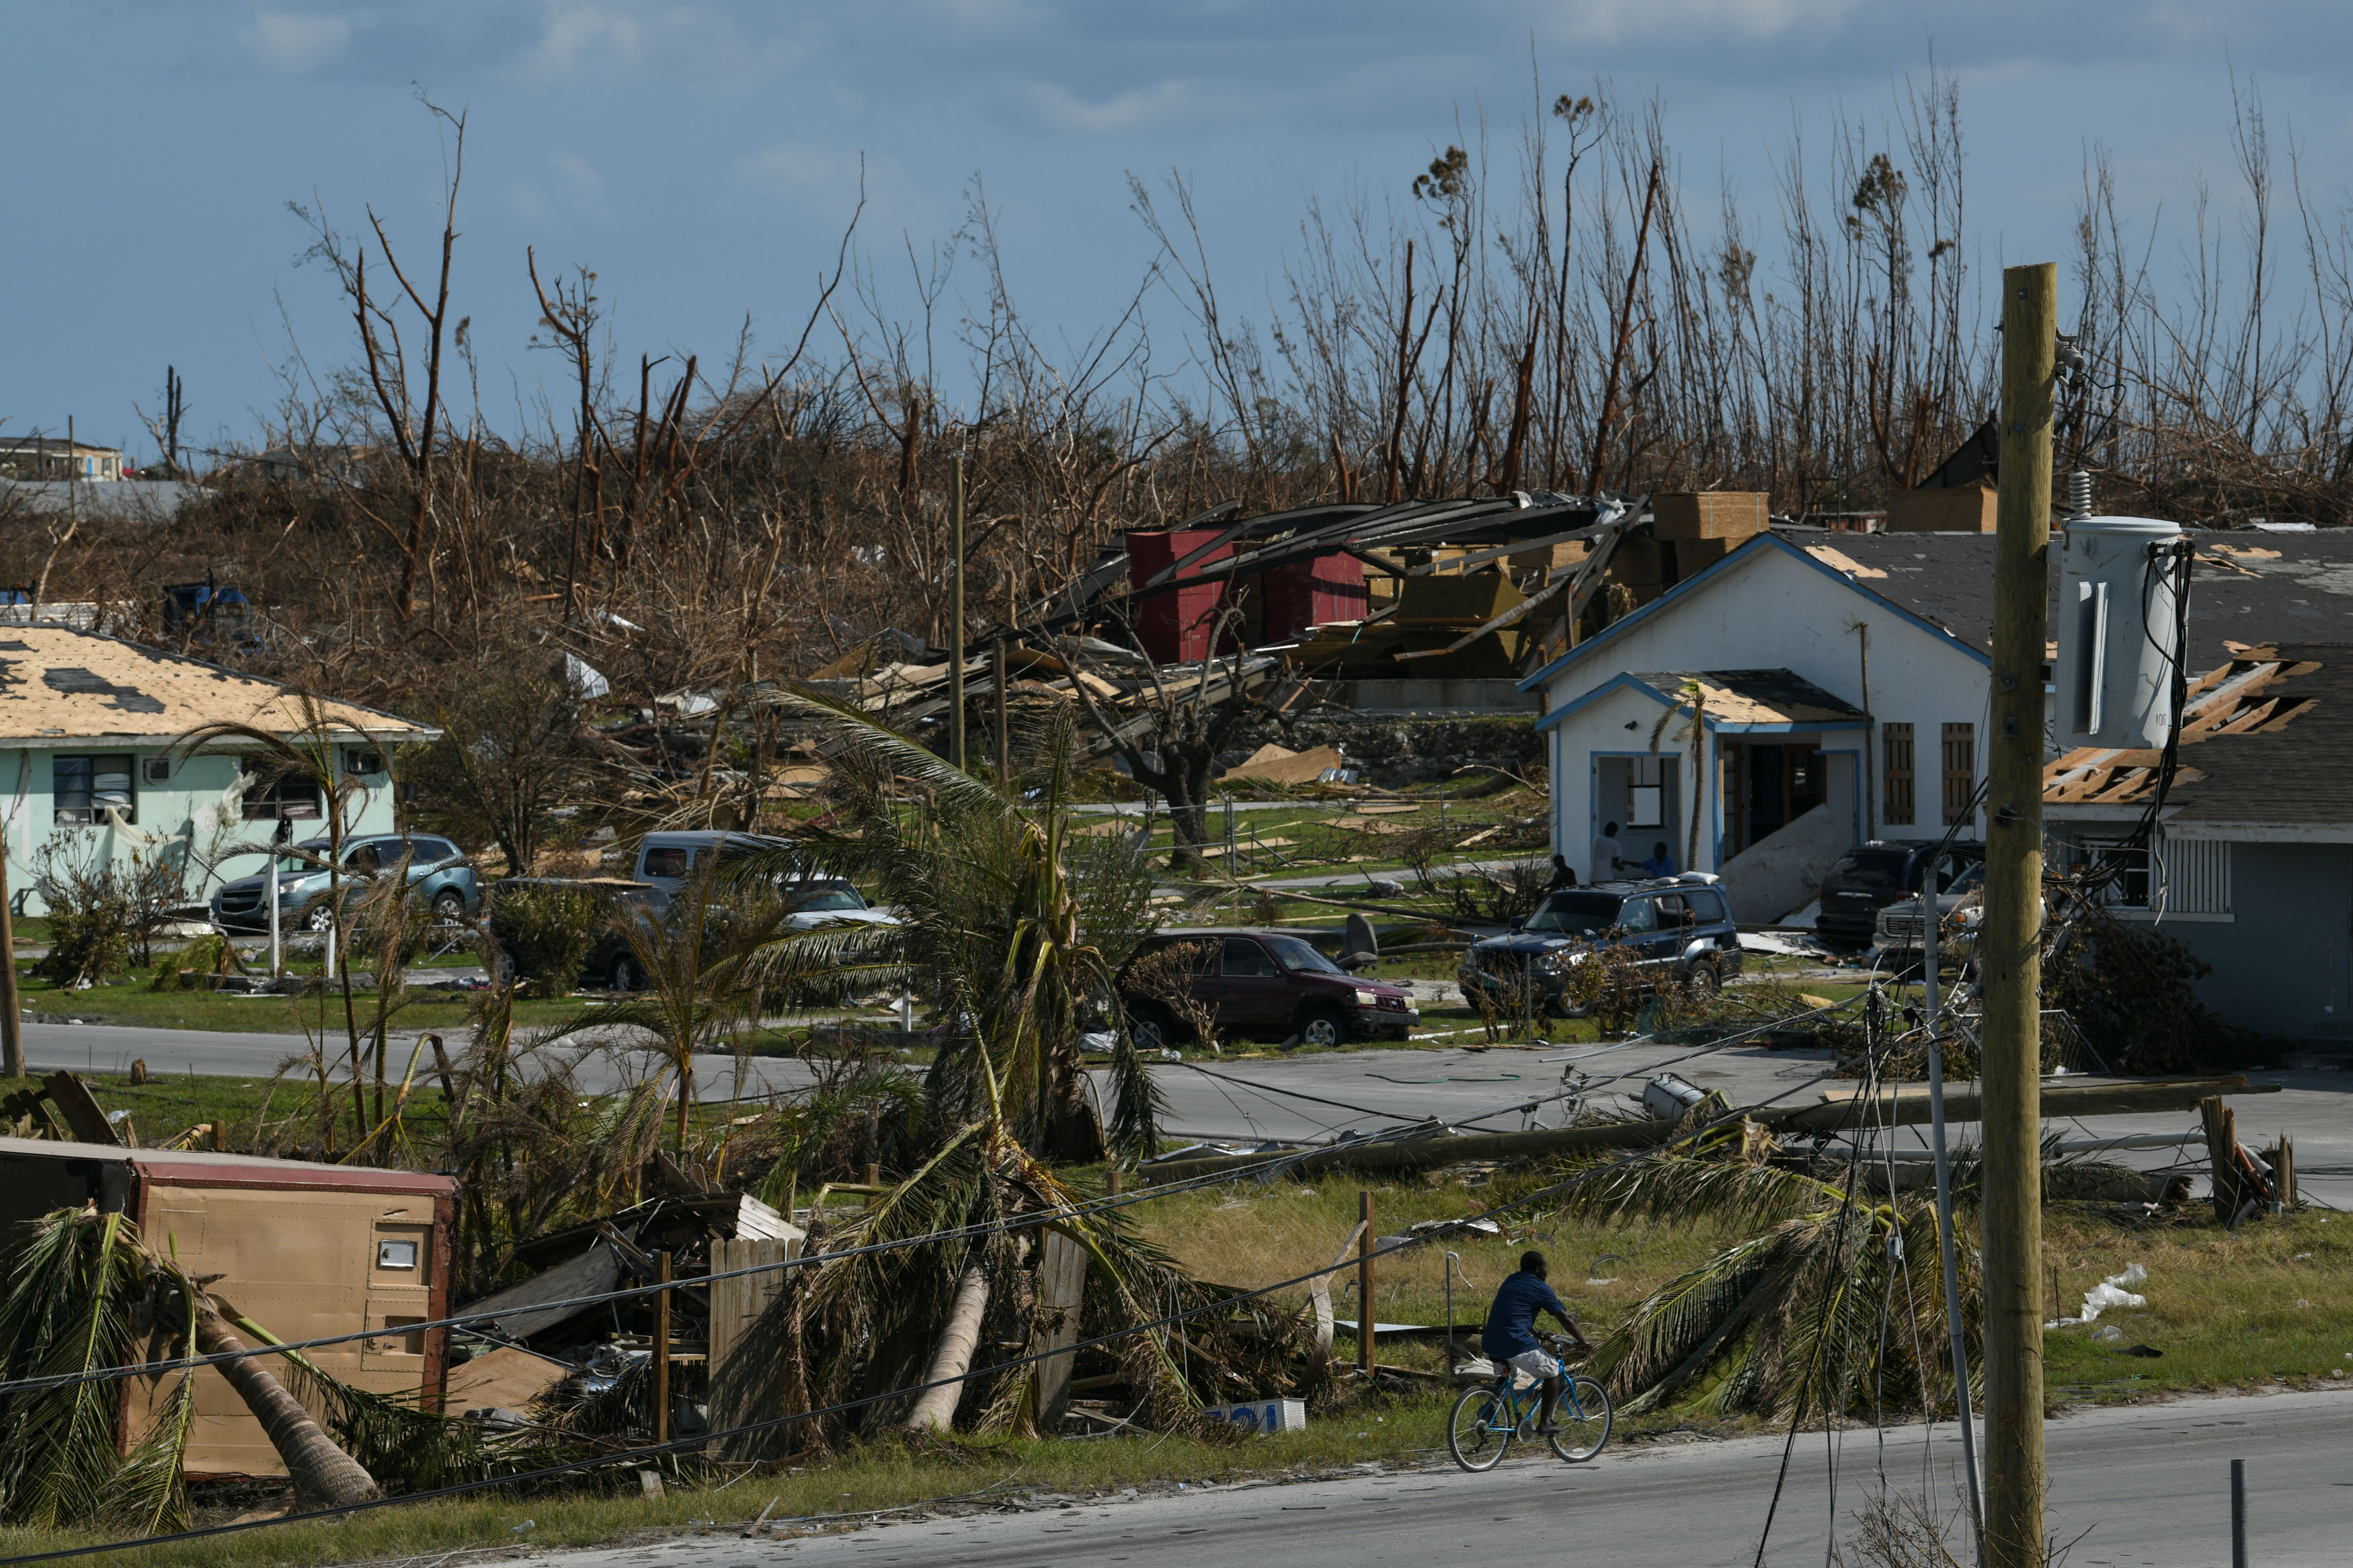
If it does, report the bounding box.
[190,1303,381,1506]
[902,1260,991,1433]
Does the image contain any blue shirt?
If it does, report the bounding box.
[1644,853,1677,876]
[1482,1270,1571,1358]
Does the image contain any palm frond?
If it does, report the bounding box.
[0,1210,147,1528]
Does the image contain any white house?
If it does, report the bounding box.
[1519,532,1994,919]
[0,626,435,914]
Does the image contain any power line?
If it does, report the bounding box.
[0,1065,1851,1568]
[0,1137,1319,1402]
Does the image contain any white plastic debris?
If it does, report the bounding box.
[2077,1262,2147,1323]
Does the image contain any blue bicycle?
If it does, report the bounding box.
[1446,1333,1612,1470]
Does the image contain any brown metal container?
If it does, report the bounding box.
[0,1137,456,1479]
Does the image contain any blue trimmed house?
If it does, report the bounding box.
[0,624,434,915]
[1518,532,1993,921]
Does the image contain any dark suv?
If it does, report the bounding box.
[1458,877,1741,1018]
[1816,839,1985,948]
[1118,929,1419,1049]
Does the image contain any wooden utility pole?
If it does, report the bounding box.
[949,456,967,770]
[1357,1190,1376,1378]
[651,1251,672,1445]
[0,826,18,1081]
[1983,260,2055,1568]
[994,636,1011,789]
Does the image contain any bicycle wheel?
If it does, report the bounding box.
[1447,1385,1513,1471]
[1546,1375,1613,1462]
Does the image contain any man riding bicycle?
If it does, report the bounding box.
[1482,1250,1591,1435]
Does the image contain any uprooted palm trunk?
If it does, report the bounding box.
[0,1209,381,1532]
[184,1294,381,1507]
[902,1257,992,1432]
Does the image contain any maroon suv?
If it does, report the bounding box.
[1117,928,1421,1049]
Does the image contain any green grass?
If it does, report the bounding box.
[2040,1209,2353,1401]
[13,964,580,1036]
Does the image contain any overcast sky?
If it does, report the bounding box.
[7,1,2352,462]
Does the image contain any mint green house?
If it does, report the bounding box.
[0,626,436,915]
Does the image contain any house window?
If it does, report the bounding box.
[344,746,385,777]
[1882,723,1915,826]
[54,755,134,825]
[2078,839,2151,907]
[1942,723,1976,826]
[2062,834,2232,916]
[242,772,322,821]
[141,755,171,785]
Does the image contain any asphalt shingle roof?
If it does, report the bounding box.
[1810,528,2353,669]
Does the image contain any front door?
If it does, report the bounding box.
[1734,743,1828,853]
[1219,937,1290,1036]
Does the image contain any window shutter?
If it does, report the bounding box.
[1882,723,1915,826]
[1942,723,1975,826]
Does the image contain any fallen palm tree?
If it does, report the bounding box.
[1559,1134,1972,1417]
[0,1208,380,1531]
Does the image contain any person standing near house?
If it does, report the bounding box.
[1589,822,1625,882]
[1643,841,1678,876]
[1548,854,1578,890]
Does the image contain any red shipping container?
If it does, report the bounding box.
[1126,528,1238,664]
[1258,551,1368,641]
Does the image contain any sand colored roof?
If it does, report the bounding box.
[0,625,432,746]
[1628,669,1869,727]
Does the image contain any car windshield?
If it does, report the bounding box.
[1945,864,1985,895]
[1262,934,1344,975]
[1525,891,1628,934]
[795,889,864,912]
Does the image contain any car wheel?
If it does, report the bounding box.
[304,903,337,933]
[431,890,467,922]
[1683,958,1722,997]
[608,956,641,993]
[1128,1005,1174,1053]
[1295,1004,1349,1049]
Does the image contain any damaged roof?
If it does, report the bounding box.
[2044,642,2353,827]
[1633,669,1871,727]
[1544,667,1869,732]
[0,625,434,746]
[1823,529,2353,666]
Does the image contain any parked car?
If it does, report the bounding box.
[1816,839,1984,948]
[210,833,480,934]
[1872,862,1986,972]
[1458,876,1741,1018]
[776,879,900,932]
[1117,928,1419,1049]
[488,872,892,993]
[487,875,658,991]
[629,830,794,911]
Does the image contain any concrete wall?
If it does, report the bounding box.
[0,745,401,916]
[1541,540,1993,870]
[2044,817,2351,1044]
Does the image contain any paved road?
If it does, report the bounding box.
[511,1386,2353,1568]
[25,1020,2343,1206]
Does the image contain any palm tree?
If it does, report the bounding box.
[175,702,398,1145]
[741,691,1163,1161]
[557,862,785,1147]
[1646,676,1708,874]
[1558,1134,1975,1420]
[710,694,1234,1440]
[0,1209,379,1530]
